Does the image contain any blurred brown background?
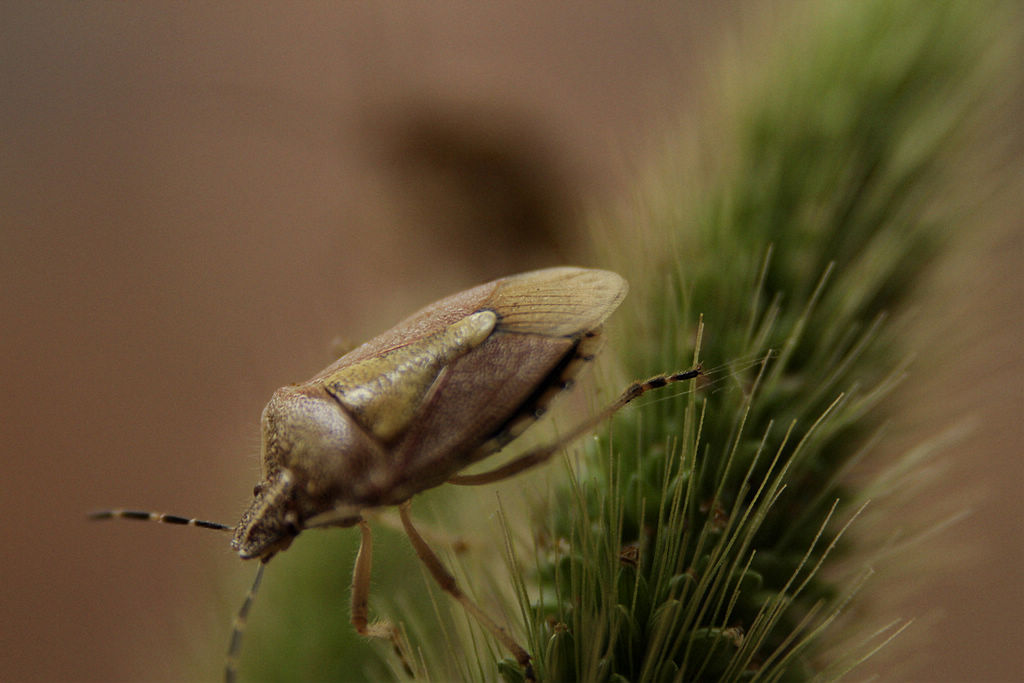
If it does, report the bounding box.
[1,4,1020,682]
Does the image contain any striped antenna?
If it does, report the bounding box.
[225,562,266,683]
[89,509,233,531]
[91,508,260,682]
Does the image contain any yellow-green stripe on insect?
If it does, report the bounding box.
[91,267,701,682]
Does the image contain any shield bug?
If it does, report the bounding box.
[92,266,701,682]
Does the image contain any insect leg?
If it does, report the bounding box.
[225,561,266,683]
[351,520,413,674]
[350,520,375,636]
[398,502,535,682]
[449,367,701,486]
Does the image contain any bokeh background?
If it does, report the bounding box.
[2,3,1020,682]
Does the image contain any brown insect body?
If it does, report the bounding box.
[233,267,624,560]
[93,266,702,682]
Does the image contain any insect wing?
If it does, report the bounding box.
[390,268,627,491]
[314,280,501,372]
[488,267,628,336]
[313,267,626,372]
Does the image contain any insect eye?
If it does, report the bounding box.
[253,483,264,497]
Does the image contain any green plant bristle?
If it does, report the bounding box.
[219,0,1010,681]
[524,1,1005,682]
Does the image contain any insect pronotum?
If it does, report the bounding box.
[92,267,701,682]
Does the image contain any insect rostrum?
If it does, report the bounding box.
[92,267,700,682]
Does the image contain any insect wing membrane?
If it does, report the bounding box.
[382,268,627,498]
[488,267,627,336]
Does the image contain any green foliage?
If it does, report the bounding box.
[521,1,1005,681]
